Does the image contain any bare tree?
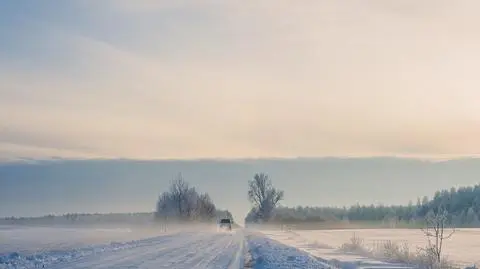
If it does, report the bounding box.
[183,187,199,220]
[197,193,216,220]
[248,173,284,222]
[169,174,190,218]
[156,192,174,231]
[421,206,455,267]
[156,174,218,223]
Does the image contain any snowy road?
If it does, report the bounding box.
[52,231,244,269]
[1,230,245,269]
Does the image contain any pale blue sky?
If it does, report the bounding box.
[1,0,480,161]
[2,158,480,220]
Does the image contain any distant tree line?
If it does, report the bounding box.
[0,209,233,226]
[242,173,480,228]
[0,212,156,226]
[1,174,234,226]
[266,183,480,227]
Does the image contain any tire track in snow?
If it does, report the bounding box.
[45,231,243,269]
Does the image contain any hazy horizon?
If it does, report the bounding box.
[2,157,480,221]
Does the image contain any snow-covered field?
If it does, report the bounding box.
[263,229,480,268]
[3,225,477,269]
[0,225,337,269]
[0,225,169,254]
[261,230,416,269]
[0,225,332,269]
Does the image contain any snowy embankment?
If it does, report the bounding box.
[245,232,329,268]
[263,229,480,269]
[261,230,418,269]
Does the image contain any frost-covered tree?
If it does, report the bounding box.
[247,173,284,222]
[196,193,216,220]
[155,174,217,222]
[465,207,480,226]
[421,206,455,267]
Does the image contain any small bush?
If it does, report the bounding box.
[376,240,410,263]
[340,233,368,254]
[415,247,456,269]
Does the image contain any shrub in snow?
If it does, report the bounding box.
[340,233,370,256]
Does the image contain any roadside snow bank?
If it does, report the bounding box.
[261,230,416,269]
[245,232,329,269]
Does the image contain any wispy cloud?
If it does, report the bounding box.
[1,0,479,160]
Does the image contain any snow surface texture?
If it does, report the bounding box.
[266,229,480,268]
[245,232,329,269]
[0,225,167,254]
[0,226,343,269]
[2,225,477,269]
[261,230,416,269]
[1,228,244,269]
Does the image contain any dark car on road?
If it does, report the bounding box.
[218,218,232,231]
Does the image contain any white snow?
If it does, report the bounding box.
[261,230,416,269]
[0,227,244,269]
[2,225,477,269]
[0,225,337,269]
[262,229,480,268]
[0,225,169,254]
[245,232,328,269]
